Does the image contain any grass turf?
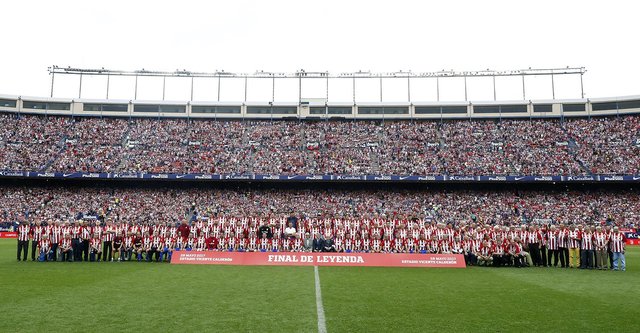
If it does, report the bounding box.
[0,239,638,332]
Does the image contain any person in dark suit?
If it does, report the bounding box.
[312,233,324,252]
[322,236,336,252]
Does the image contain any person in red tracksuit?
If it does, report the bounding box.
[177,220,191,241]
[205,234,218,251]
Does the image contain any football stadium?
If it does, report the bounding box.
[1,1,639,332]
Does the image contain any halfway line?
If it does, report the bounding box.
[314,266,327,333]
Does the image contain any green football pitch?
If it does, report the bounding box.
[1,239,638,333]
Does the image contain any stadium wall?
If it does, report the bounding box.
[2,94,640,119]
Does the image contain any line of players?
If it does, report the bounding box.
[15,217,627,270]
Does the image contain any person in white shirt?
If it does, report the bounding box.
[284,222,296,239]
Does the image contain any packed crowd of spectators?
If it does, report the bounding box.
[53,118,130,173]
[440,120,511,175]
[1,112,639,175]
[0,114,72,171]
[2,186,638,229]
[565,116,640,175]
[502,119,585,176]
[379,121,443,175]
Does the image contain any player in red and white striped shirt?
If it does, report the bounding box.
[507,240,525,268]
[102,222,115,262]
[461,236,477,266]
[579,226,594,269]
[270,237,280,252]
[417,235,428,254]
[258,234,269,252]
[556,225,569,268]
[567,226,581,268]
[491,237,507,267]
[60,233,74,262]
[47,220,62,262]
[17,222,30,261]
[31,221,44,261]
[38,234,52,262]
[237,234,248,252]
[360,234,371,253]
[162,236,175,261]
[392,237,405,253]
[593,226,609,270]
[440,239,452,254]
[149,233,163,261]
[610,227,626,271]
[247,233,258,252]
[371,236,382,253]
[123,232,135,261]
[90,234,102,262]
[546,226,560,267]
[405,236,417,254]
[478,241,493,266]
[79,222,92,262]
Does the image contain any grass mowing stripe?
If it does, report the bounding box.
[315,266,327,333]
[319,247,639,333]
[0,240,318,333]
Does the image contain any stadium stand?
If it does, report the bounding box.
[2,186,639,227]
[2,111,635,271]
[1,112,639,176]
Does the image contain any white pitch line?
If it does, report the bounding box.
[314,265,327,333]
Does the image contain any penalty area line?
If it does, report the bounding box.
[314,265,327,333]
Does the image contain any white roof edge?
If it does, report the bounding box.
[0,93,20,100]
[413,101,469,106]
[190,101,244,106]
[132,100,189,104]
[244,102,299,106]
[471,100,529,105]
[356,102,411,107]
[588,95,640,102]
[77,98,131,104]
[530,98,587,104]
[20,95,74,103]
[325,102,354,106]
[3,94,640,105]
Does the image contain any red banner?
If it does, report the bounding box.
[0,232,17,238]
[626,239,640,246]
[171,251,466,268]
